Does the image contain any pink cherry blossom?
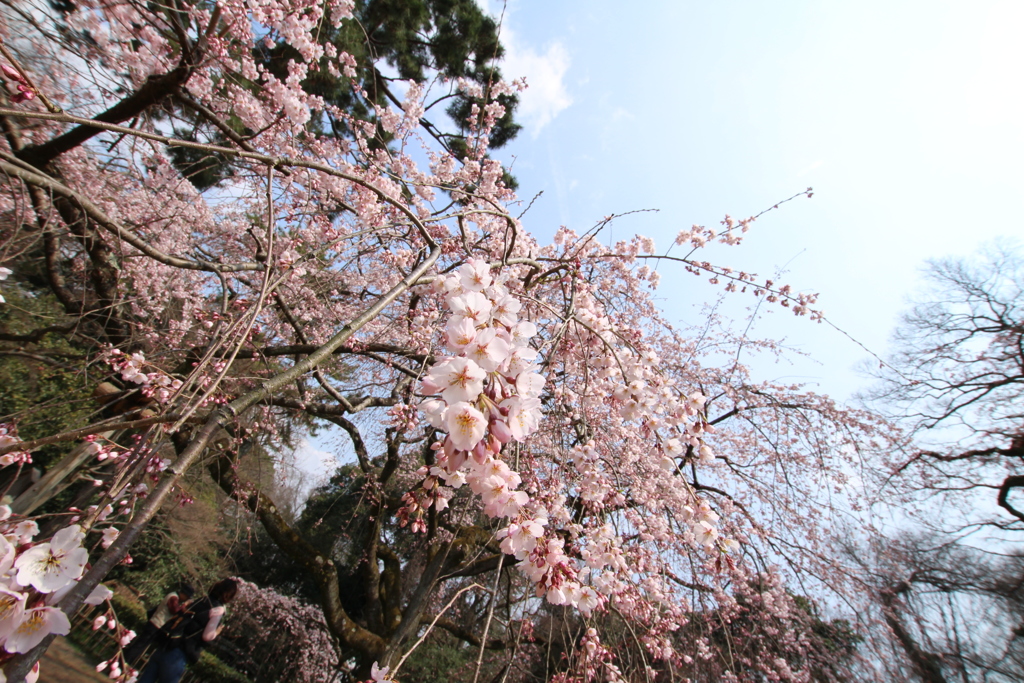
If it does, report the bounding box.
[427,358,486,404]
[370,661,392,682]
[0,587,26,643]
[457,258,492,292]
[445,317,477,351]
[444,402,487,452]
[448,292,492,325]
[465,328,510,371]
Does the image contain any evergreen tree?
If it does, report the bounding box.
[169,0,520,190]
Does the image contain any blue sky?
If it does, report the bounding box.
[477,0,1024,400]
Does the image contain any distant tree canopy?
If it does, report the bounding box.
[866,242,1024,534]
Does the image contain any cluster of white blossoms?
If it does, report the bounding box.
[580,339,740,555]
[0,507,114,681]
[103,349,183,404]
[419,259,544,458]
[0,425,31,468]
[415,260,591,606]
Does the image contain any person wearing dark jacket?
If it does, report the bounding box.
[124,583,194,667]
[138,578,238,683]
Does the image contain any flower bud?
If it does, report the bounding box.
[472,439,488,464]
[490,419,513,443]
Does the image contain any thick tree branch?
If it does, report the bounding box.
[421,615,507,650]
[997,475,1024,523]
[0,323,76,343]
[0,413,196,456]
[0,157,263,273]
[0,108,440,247]
[236,341,429,364]
[381,526,493,666]
[16,35,211,167]
[441,553,518,581]
[879,587,948,683]
[378,544,404,634]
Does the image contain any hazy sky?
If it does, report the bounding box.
[475,0,1024,400]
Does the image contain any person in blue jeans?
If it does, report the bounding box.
[138,579,238,683]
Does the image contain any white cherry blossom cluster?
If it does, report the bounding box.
[0,505,113,680]
[419,258,544,462]
[415,260,593,606]
[102,349,182,404]
[0,267,11,304]
[0,425,31,468]
[586,346,741,554]
[0,442,140,681]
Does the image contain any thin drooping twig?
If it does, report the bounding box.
[391,583,486,679]
[169,163,278,431]
[0,38,62,113]
[472,553,505,683]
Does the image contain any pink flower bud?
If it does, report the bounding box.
[472,440,488,464]
[1,64,21,81]
[490,420,513,443]
[448,448,467,472]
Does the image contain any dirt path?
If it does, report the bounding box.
[39,638,109,683]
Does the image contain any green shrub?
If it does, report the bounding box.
[111,590,148,631]
[190,651,253,683]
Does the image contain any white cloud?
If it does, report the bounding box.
[502,36,573,136]
[475,1,573,136]
[291,437,335,480]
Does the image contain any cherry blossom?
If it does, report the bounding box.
[3,607,71,653]
[426,358,487,404]
[370,662,392,682]
[0,588,26,643]
[100,528,119,549]
[14,525,88,593]
[0,267,10,304]
[444,402,488,452]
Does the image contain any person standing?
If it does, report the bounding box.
[139,578,238,683]
[124,583,195,667]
